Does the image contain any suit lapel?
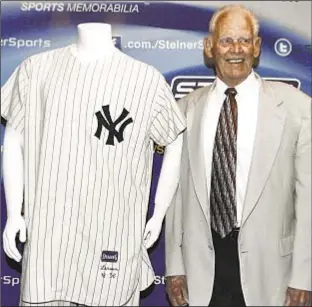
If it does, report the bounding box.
[241,78,286,226]
[188,85,215,223]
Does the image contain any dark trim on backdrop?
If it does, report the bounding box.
[1,116,7,126]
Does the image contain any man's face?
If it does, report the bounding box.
[204,11,261,87]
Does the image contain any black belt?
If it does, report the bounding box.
[227,227,240,240]
[211,227,241,240]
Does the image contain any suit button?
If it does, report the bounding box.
[240,247,248,253]
[239,243,247,253]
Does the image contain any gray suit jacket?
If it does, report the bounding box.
[165,75,311,306]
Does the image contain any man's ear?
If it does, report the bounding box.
[253,36,262,58]
[204,35,214,58]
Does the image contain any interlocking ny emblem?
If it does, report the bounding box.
[94,105,133,146]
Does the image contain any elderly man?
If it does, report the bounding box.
[165,4,311,306]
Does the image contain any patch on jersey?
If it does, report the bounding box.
[94,105,133,146]
[101,250,119,263]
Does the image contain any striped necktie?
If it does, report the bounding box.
[210,87,238,238]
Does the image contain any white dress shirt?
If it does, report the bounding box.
[203,71,260,227]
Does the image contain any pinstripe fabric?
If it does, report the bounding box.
[1,45,186,306]
[210,88,238,238]
[20,300,79,306]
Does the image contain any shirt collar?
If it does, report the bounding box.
[215,70,258,98]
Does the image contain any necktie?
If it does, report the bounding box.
[210,87,238,238]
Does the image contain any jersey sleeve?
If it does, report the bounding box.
[149,76,186,146]
[1,59,30,134]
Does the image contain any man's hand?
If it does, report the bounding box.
[284,287,312,306]
[166,275,189,306]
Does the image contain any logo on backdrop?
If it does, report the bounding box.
[21,2,140,13]
[1,276,20,287]
[274,38,292,57]
[113,36,122,51]
[154,275,165,285]
[94,105,133,146]
[1,37,51,49]
[171,76,300,99]
[171,76,215,99]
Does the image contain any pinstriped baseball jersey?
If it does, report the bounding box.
[1,45,186,306]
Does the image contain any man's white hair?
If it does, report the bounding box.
[209,4,260,37]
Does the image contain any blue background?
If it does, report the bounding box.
[1,1,311,306]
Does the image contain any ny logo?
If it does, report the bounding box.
[94,105,133,146]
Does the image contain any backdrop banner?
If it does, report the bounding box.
[1,1,311,306]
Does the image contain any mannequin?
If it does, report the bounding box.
[143,134,183,249]
[2,22,185,307]
[72,23,115,61]
[3,127,26,262]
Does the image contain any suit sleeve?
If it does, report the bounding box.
[164,97,189,277]
[289,94,311,291]
[1,59,30,134]
[149,76,186,146]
